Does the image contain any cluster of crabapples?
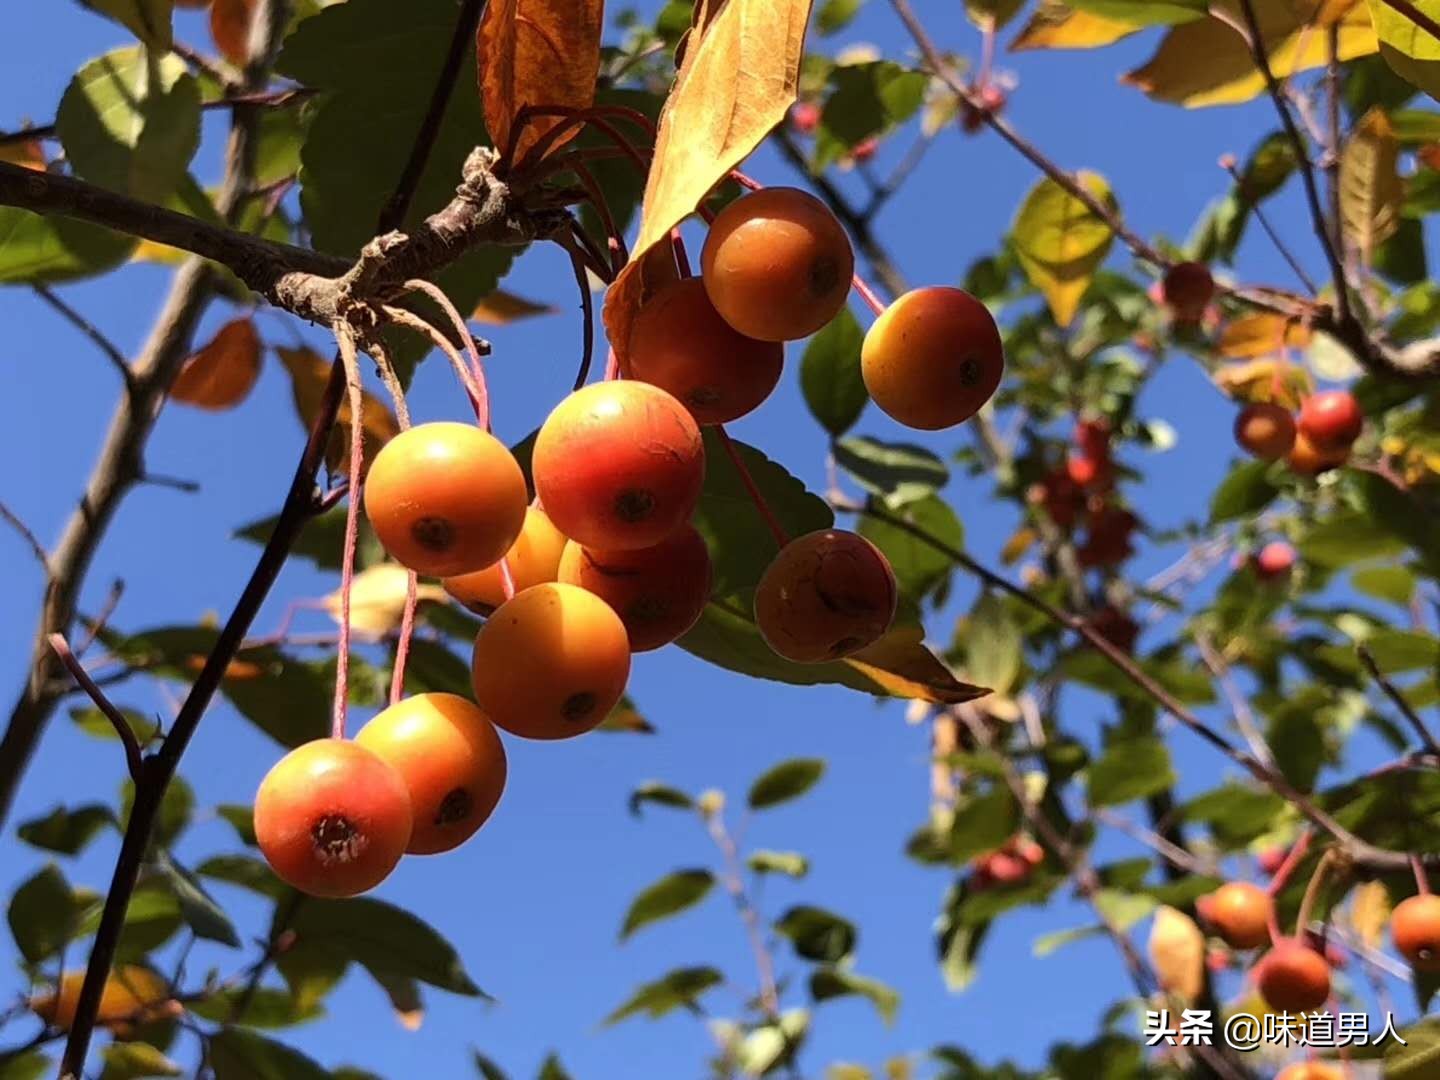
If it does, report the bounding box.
[1192,868,1440,1022]
[967,834,1045,891]
[253,187,1006,898]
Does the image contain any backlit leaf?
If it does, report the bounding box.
[171,317,262,410]
[1011,0,1142,51]
[748,758,826,809]
[1147,906,1205,1003]
[620,870,715,940]
[277,345,399,476]
[1341,106,1405,262]
[1368,0,1440,102]
[603,966,724,1025]
[1011,173,1116,326]
[88,0,175,49]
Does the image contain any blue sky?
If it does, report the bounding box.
[0,3,1408,1078]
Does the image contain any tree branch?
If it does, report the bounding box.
[32,285,135,391]
[0,500,49,574]
[1358,644,1440,757]
[46,634,142,782]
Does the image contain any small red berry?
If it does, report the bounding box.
[1297,390,1363,451]
[1161,262,1214,323]
[1254,542,1296,581]
[789,101,820,135]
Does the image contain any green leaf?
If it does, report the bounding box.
[286,898,483,995]
[602,966,724,1025]
[775,905,857,963]
[817,0,865,35]
[800,307,868,436]
[1301,510,1409,568]
[1350,471,1440,575]
[1087,736,1175,807]
[86,0,175,49]
[1368,0,1440,104]
[0,1052,51,1080]
[234,505,385,573]
[956,591,1022,694]
[748,759,826,810]
[817,61,926,163]
[119,774,193,848]
[1181,783,1286,848]
[8,864,85,963]
[472,1053,510,1080]
[857,495,963,601]
[57,48,199,202]
[1033,924,1105,957]
[1210,460,1281,522]
[809,968,899,1025]
[16,804,114,855]
[620,870,715,940]
[189,987,322,1029]
[834,436,949,508]
[735,1010,810,1076]
[217,804,258,847]
[196,854,287,899]
[1353,565,1416,606]
[99,1042,182,1080]
[209,1030,330,1080]
[1341,107,1405,262]
[70,705,159,745]
[948,786,1021,863]
[153,852,241,947]
[747,850,810,878]
[1265,708,1326,793]
[628,782,694,817]
[692,431,833,596]
[1011,172,1116,326]
[0,209,136,286]
[1385,1017,1440,1079]
[80,882,182,960]
[537,1054,574,1080]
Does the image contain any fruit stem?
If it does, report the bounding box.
[332,325,366,741]
[498,557,517,603]
[382,305,486,422]
[371,340,419,709]
[851,273,887,317]
[1294,849,1338,941]
[508,106,651,177]
[570,161,627,275]
[716,425,790,550]
[404,279,492,430]
[1266,831,1314,899]
[603,347,621,381]
[1413,853,1431,895]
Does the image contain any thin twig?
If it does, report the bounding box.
[75,579,124,657]
[1195,632,1276,768]
[1358,645,1440,756]
[704,809,782,1020]
[1220,160,1317,293]
[0,501,49,574]
[1093,807,1214,877]
[47,634,142,781]
[32,285,134,390]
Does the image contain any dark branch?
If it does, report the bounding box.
[0,500,49,573]
[47,634,142,782]
[1358,645,1440,757]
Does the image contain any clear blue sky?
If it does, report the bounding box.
[0,3,1397,1078]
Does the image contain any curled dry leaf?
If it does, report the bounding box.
[171,317,262,410]
[602,0,813,370]
[470,289,558,324]
[476,0,605,163]
[276,345,400,477]
[323,563,447,639]
[1148,905,1205,1004]
[1213,357,1313,409]
[844,626,991,706]
[0,138,46,172]
[211,0,258,66]
[1217,313,1312,359]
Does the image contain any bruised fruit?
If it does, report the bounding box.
[1201,881,1272,950]
[1234,402,1296,461]
[1255,940,1331,1012]
[532,381,705,551]
[628,277,784,424]
[31,966,178,1034]
[860,286,1004,431]
[1298,390,1363,450]
[1161,262,1214,322]
[443,506,567,613]
[365,422,527,577]
[1391,893,1440,972]
[558,525,713,652]
[701,187,854,342]
[255,739,413,897]
[1287,430,1348,476]
[754,529,897,663]
[355,693,507,855]
[471,582,631,740]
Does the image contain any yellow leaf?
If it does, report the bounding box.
[470,289,557,324]
[1218,312,1312,358]
[1011,0,1142,51]
[132,238,189,265]
[1346,880,1392,949]
[324,564,447,639]
[476,0,605,163]
[1011,172,1116,327]
[595,694,655,733]
[1123,0,1378,108]
[1367,0,1440,103]
[1148,905,1206,1004]
[966,0,1026,30]
[171,317,262,410]
[602,0,811,369]
[1000,526,1037,565]
[32,966,177,1034]
[843,626,991,705]
[1213,357,1314,408]
[276,345,400,476]
[1341,107,1404,263]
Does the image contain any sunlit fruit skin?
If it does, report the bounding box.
[701,187,855,342]
[1287,430,1349,476]
[557,525,713,652]
[443,506,567,614]
[754,529,897,663]
[1254,541,1296,581]
[1298,390,1363,450]
[364,422,528,578]
[254,738,412,898]
[627,277,784,425]
[532,382,705,551]
[860,286,1004,431]
[1234,402,1296,461]
[1161,262,1214,322]
[355,693,507,855]
[31,966,178,1034]
[1255,940,1332,1012]
[1202,881,1273,950]
[471,582,632,740]
[1276,1064,1342,1080]
[1391,894,1440,972]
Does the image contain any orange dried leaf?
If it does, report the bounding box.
[844,626,991,705]
[277,345,400,476]
[1217,313,1312,359]
[0,138,46,172]
[171,317,262,410]
[470,289,558,324]
[1213,357,1313,409]
[210,0,257,66]
[476,0,605,163]
[603,0,812,369]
